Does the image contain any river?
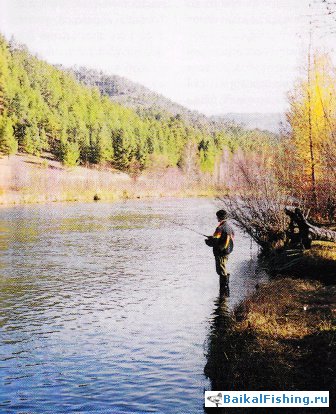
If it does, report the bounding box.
[0,198,268,413]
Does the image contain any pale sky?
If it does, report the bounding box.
[0,0,334,114]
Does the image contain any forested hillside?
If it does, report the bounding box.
[70,66,209,128]
[0,35,275,177]
[71,67,286,135]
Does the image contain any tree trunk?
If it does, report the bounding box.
[285,208,336,248]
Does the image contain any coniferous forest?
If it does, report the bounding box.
[0,34,274,174]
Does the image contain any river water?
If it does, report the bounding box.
[0,198,268,413]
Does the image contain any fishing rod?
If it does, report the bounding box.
[164,217,208,237]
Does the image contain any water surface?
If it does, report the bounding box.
[0,199,268,413]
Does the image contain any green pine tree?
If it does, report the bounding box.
[61,141,80,167]
[0,115,18,156]
[112,129,132,170]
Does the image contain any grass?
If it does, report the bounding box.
[205,278,336,413]
[235,279,333,338]
[0,153,220,206]
[306,241,336,262]
[269,241,336,284]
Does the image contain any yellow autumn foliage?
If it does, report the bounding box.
[287,52,336,182]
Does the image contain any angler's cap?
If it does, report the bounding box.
[216,209,227,220]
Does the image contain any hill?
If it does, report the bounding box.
[0,35,222,172]
[70,66,209,128]
[71,68,284,134]
[212,112,285,133]
[0,34,276,183]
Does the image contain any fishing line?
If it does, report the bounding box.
[163,216,208,237]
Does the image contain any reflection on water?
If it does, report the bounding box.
[204,258,269,414]
[204,291,231,395]
[0,199,268,413]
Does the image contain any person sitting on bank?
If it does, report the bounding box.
[205,209,234,288]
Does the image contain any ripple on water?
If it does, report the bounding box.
[0,199,268,413]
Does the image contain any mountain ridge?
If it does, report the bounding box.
[69,66,284,133]
[68,66,210,128]
[211,112,286,133]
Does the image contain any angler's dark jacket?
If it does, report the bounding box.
[206,220,234,256]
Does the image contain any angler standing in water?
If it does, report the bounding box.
[205,210,234,290]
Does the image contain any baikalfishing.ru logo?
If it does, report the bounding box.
[206,392,223,407]
[204,391,329,408]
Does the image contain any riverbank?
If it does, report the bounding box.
[0,154,219,206]
[268,241,336,283]
[205,276,335,413]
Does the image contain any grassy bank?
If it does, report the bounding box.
[269,242,336,284]
[0,154,219,206]
[205,278,335,413]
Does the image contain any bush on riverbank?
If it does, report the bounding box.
[205,278,336,413]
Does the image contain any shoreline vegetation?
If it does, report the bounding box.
[205,275,336,414]
[0,153,221,206]
[204,242,335,413]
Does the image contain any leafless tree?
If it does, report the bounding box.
[219,152,294,252]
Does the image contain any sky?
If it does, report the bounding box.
[0,0,335,115]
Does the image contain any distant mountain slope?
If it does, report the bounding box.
[1,33,278,181]
[212,113,285,133]
[70,66,209,127]
[1,35,220,170]
[71,67,284,134]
